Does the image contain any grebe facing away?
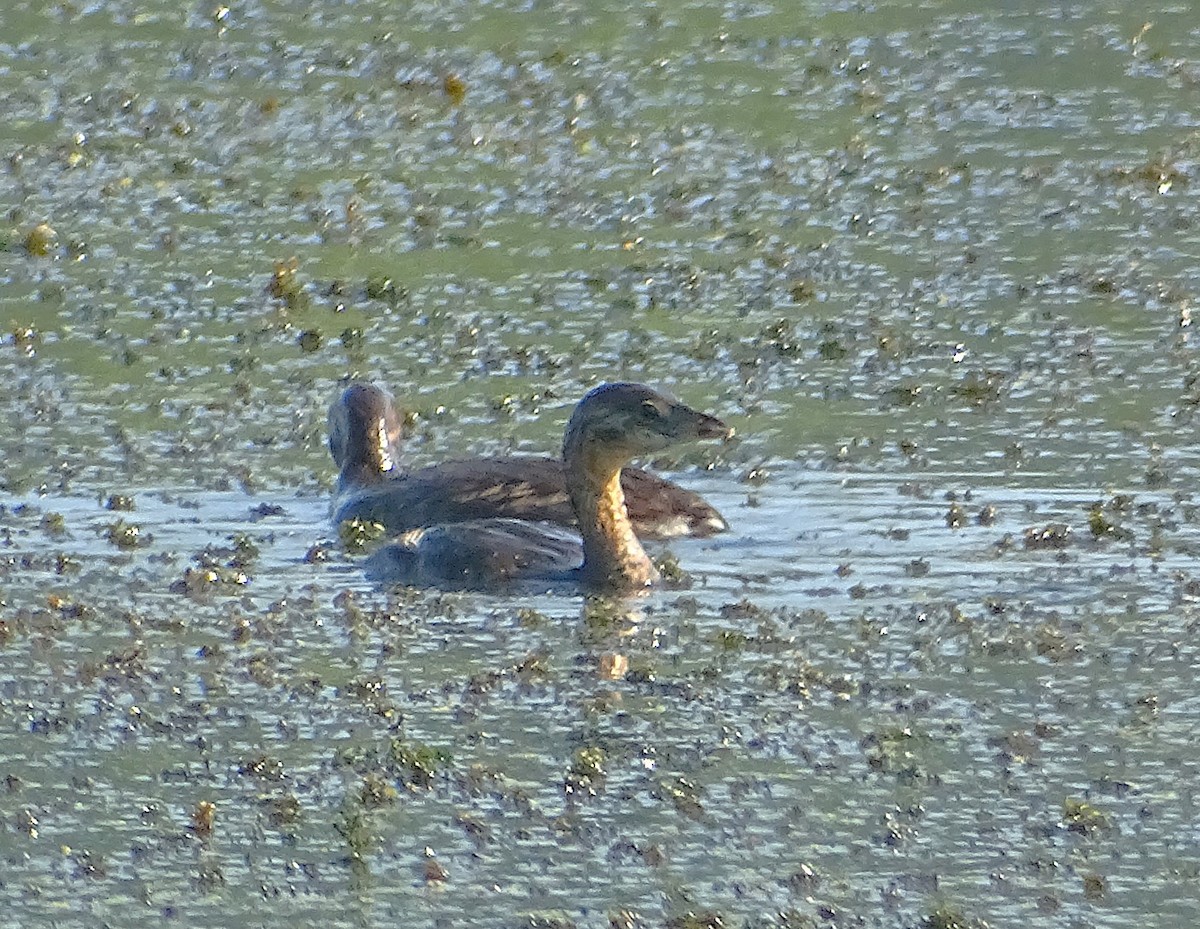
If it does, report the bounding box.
[329,382,728,540]
[361,383,732,592]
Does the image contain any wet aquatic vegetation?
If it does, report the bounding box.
[358,771,399,809]
[190,800,217,838]
[653,550,692,587]
[564,745,607,797]
[665,913,728,929]
[923,906,991,929]
[102,518,144,549]
[1022,523,1072,550]
[653,775,706,819]
[337,516,387,552]
[22,222,59,257]
[104,493,135,512]
[388,740,454,789]
[167,536,263,598]
[1061,797,1114,836]
[862,726,930,784]
[4,1,1200,927]
[266,258,309,312]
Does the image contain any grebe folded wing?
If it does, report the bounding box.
[361,383,733,594]
[328,382,728,540]
[364,519,583,590]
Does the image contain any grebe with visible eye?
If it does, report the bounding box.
[328,382,728,540]
[361,383,732,592]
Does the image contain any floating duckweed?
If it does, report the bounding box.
[886,384,924,406]
[196,863,226,891]
[608,910,643,929]
[567,746,606,785]
[923,905,990,929]
[443,73,467,105]
[304,541,333,562]
[389,740,451,788]
[719,598,769,621]
[334,804,373,857]
[953,372,1005,405]
[339,517,387,552]
[516,607,547,627]
[39,512,67,536]
[742,466,771,485]
[268,257,299,297]
[624,662,656,684]
[228,353,259,375]
[11,324,39,352]
[230,534,260,567]
[1108,157,1187,191]
[248,502,285,521]
[906,558,930,577]
[267,257,309,310]
[266,794,301,828]
[760,318,802,358]
[863,727,925,781]
[1034,622,1079,661]
[104,494,135,511]
[297,328,323,352]
[364,275,399,301]
[1024,523,1071,550]
[666,913,726,929]
[346,676,398,719]
[713,629,749,652]
[103,519,143,549]
[581,599,630,636]
[655,775,704,817]
[1062,797,1112,835]
[422,854,449,884]
[789,278,816,301]
[817,337,849,360]
[24,222,58,256]
[654,551,691,587]
[239,756,285,781]
[786,862,820,891]
[68,848,107,880]
[827,675,858,699]
[1082,872,1107,899]
[1088,498,1138,541]
[190,800,216,837]
[359,772,398,808]
[48,595,94,620]
[193,534,260,571]
[170,565,248,598]
[514,652,550,683]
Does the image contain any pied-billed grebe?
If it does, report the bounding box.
[363,383,732,592]
[329,382,728,539]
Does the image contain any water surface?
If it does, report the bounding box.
[2,1,1199,927]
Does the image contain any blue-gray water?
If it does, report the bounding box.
[2,1,1199,927]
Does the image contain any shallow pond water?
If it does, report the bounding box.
[3,1,1200,927]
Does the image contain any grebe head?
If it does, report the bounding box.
[328,382,405,476]
[563,382,732,464]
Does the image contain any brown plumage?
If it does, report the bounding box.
[362,383,733,592]
[329,382,728,540]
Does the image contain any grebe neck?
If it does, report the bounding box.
[565,442,659,591]
[339,414,399,490]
